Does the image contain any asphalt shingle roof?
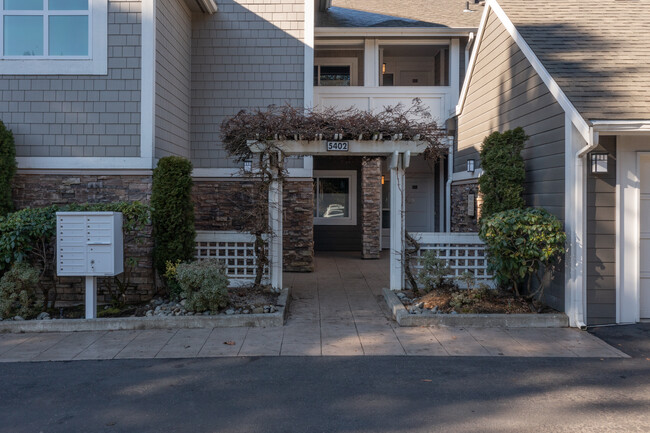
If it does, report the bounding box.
[317,0,484,29]
[497,0,650,121]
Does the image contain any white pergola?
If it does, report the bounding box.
[248,139,426,291]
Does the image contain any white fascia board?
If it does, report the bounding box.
[198,0,218,14]
[17,157,153,170]
[140,0,155,169]
[456,0,591,143]
[192,166,314,179]
[304,0,315,109]
[315,27,476,38]
[456,2,491,117]
[591,120,650,133]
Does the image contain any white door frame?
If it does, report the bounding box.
[616,137,650,323]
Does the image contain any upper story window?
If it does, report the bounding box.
[0,0,107,75]
[314,46,363,86]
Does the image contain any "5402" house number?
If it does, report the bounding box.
[326,141,349,151]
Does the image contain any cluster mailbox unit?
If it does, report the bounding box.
[56,212,124,319]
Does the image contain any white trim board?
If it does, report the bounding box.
[617,138,650,323]
[316,28,476,38]
[455,0,591,143]
[140,0,155,169]
[304,0,315,109]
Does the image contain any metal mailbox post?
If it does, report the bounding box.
[56,212,124,319]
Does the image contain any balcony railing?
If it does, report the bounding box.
[314,86,456,123]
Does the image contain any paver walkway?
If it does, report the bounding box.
[0,252,627,361]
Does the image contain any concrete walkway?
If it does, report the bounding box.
[0,252,627,361]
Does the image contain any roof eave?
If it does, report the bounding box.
[315,27,477,37]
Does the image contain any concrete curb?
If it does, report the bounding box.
[0,287,291,334]
[383,288,569,328]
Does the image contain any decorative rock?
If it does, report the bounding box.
[225,309,235,315]
[145,311,154,317]
[243,309,250,314]
[36,312,50,320]
[396,292,407,299]
[269,306,277,313]
[415,302,424,309]
[432,306,439,313]
[203,311,211,316]
[14,316,24,321]
[451,310,458,315]
[252,307,264,314]
[180,300,186,307]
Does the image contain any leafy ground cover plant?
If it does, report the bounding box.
[479,207,566,301]
[417,250,453,293]
[176,260,229,312]
[0,263,40,319]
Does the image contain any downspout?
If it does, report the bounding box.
[572,126,599,330]
[445,137,454,232]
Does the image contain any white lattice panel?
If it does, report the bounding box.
[409,232,494,288]
[195,231,269,286]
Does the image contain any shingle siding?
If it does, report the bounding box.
[456,9,566,310]
[155,0,192,159]
[0,0,142,159]
[586,136,617,325]
[190,0,305,168]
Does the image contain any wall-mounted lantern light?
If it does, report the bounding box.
[382,63,386,75]
[243,160,252,173]
[466,159,475,173]
[381,175,385,185]
[590,153,608,174]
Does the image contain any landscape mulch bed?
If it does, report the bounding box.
[400,287,556,314]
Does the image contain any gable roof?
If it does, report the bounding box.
[496,0,650,122]
[317,0,484,29]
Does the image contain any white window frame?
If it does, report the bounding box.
[314,57,358,86]
[313,170,357,226]
[0,0,107,75]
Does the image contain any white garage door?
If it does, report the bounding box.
[640,155,650,319]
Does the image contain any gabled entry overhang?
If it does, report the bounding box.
[184,0,218,14]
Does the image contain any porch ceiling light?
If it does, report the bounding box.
[466,159,475,173]
[590,153,608,174]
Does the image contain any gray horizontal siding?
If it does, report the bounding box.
[155,0,192,159]
[586,136,617,325]
[0,0,142,158]
[191,0,305,169]
[456,9,566,311]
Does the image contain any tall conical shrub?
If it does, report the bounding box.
[151,157,196,276]
[478,127,527,220]
[0,120,16,217]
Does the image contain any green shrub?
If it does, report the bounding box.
[0,263,40,319]
[417,250,452,292]
[151,157,196,278]
[0,120,16,217]
[478,127,527,220]
[479,207,566,300]
[0,202,151,308]
[176,260,229,312]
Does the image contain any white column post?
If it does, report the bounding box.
[85,276,97,319]
[268,158,283,290]
[390,152,406,290]
[364,38,378,88]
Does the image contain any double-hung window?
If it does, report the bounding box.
[0,0,107,75]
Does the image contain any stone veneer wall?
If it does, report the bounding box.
[361,157,381,259]
[11,173,154,303]
[450,181,480,232]
[192,179,314,272]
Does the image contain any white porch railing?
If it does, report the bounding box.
[195,230,269,287]
[314,86,455,121]
[409,232,494,288]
